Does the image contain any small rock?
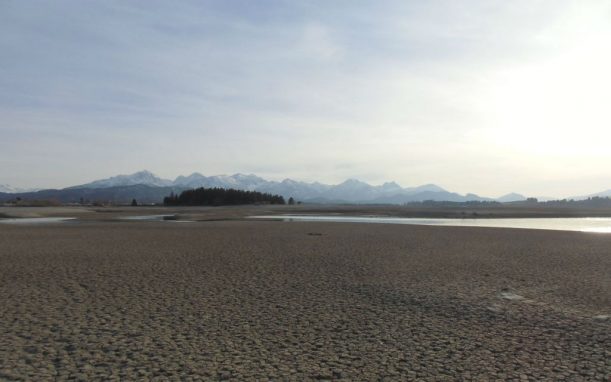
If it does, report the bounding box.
[500,292,525,301]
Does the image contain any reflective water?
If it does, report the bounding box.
[0,217,76,225]
[251,215,611,233]
[119,215,193,223]
[120,215,176,221]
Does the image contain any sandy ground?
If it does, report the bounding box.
[0,218,609,381]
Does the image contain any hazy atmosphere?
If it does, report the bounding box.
[1,0,610,197]
[2,3,610,380]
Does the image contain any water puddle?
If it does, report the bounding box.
[250,215,611,233]
[119,215,194,223]
[120,215,176,221]
[0,217,76,225]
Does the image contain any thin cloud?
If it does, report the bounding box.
[0,1,609,197]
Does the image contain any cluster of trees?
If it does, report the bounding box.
[541,196,611,208]
[1,197,61,207]
[163,187,286,206]
[401,197,611,208]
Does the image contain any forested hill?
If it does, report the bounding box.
[163,187,286,206]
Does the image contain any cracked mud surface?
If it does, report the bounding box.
[0,221,609,380]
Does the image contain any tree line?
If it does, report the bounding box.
[403,196,611,208]
[163,187,286,206]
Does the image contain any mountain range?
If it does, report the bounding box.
[570,189,611,200]
[1,170,605,205]
[67,170,521,204]
[0,184,39,193]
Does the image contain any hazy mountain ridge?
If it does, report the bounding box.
[0,184,40,193]
[0,184,17,193]
[570,189,611,201]
[497,193,527,203]
[69,170,173,189]
[0,171,500,204]
[0,185,187,204]
[70,171,484,203]
[2,170,606,204]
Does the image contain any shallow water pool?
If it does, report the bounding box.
[0,217,76,225]
[251,215,611,233]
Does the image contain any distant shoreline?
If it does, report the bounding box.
[3,204,611,221]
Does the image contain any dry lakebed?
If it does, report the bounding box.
[0,207,609,380]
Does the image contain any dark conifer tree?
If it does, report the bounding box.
[164,187,285,206]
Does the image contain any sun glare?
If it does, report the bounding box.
[485,7,611,157]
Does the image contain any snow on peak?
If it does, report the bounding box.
[0,184,17,193]
[76,170,173,189]
[0,184,40,193]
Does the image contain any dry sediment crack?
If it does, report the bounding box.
[0,221,609,380]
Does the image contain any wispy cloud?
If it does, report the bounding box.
[1,1,610,196]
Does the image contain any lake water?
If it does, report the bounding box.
[2,215,610,232]
[119,215,194,223]
[0,217,76,225]
[119,215,175,221]
[0,215,195,225]
[251,215,611,233]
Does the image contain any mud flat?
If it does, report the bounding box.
[4,203,611,222]
[0,220,609,380]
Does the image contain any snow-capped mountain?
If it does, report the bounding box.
[257,179,332,201]
[404,184,446,194]
[172,172,207,188]
[173,173,268,190]
[71,170,173,189]
[570,189,611,201]
[0,184,16,193]
[60,170,506,203]
[6,169,586,204]
[592,190,611,198]
[497,193,527,203]
[0,184,18,193]
[0,184,39,193]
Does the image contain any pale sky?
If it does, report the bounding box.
[1,0,610,197]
